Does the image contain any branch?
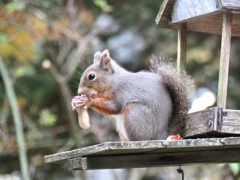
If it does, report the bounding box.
[45,61,82,148]
[0,57,30,180]
[0,97,10,144]
[64,29,98,80]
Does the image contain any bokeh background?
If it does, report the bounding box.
[1,0,240,179]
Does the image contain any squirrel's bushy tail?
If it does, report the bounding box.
[150,57,195,136]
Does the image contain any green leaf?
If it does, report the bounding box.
[6,1,25,13]
[40,109,57,127]
[93,0,112,12]
[15,64,36,77]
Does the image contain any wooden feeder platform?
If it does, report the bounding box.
[44,137,240,170]
[45,0,240,170]
[45,108,240,170]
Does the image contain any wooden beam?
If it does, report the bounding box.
[217,12,232,108]
[185,13,240,37]
[221,109,240,133]
[185,108,216,137]
[68,148,240,170]
[44,137,240,170]
[177,23,187,71]
[219,0,240,12]
[68,157,87,170]
[155,0,170,25]
[186,108,240,138]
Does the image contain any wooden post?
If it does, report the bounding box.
[177,23,187,72]
[217,13,232,108]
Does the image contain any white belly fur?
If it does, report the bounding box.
[112,114,128,140]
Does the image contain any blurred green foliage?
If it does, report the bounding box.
[6,1,25,12]
[40,109,57,127]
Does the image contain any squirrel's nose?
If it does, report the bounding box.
[77,87,90,97]
[77,92,83,96]
[77,87,85,96]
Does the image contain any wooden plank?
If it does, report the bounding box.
[185,108,216,137]
[171,0,219,24]
[220,0,240,7]
[186,13,240,36]
[220,109,240,134]
[217,13,232,108]
[155,0,170,25]
[155,0,175,25]
[186,108,240,137]
[177,23,187,71]
[186,12,222,35]
[68,148,240,170]
[68,157,87,170]
[45,137,240,170]
[155,0,178,29]
[45,137,240,164]
[219,0,240,12]
[44,141,166,163]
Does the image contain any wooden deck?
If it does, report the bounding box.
[44,137,240,170]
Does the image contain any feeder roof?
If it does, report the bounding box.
[156,0,240,36]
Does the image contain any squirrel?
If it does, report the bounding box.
[71,49,195,141]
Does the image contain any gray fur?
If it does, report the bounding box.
[78,51,195,140]
[150,56,195,136]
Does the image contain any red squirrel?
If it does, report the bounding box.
[71,50,195,141]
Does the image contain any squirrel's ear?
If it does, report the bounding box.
[100,49,113,72]
[93,51,102,64]
[102,49,110,56]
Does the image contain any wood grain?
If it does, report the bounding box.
[156,0,240,36]
[68,149,240,170]
[177,23,187,71]
[171,0,219,23]
[185,108,216,137]
[220,109,240,133]
[155,0,178,29]
[219,0,240,11]
[217,13,232,108]
[44,137,240,170]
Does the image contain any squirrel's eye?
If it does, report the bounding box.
[88,73,95,81]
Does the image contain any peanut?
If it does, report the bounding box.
[75,107,90,129]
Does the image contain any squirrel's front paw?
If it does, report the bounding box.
[71,95,88,110]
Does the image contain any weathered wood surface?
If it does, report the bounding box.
[186,108,240,137]
[221,109,240,133]
[155,0,177,29]
[185,13,240,37]
[220,0,240,12]
[177,23,187,71]
[44,137,240,170]
[45,108,240,170]
[217,13,232,108]
[185,108,217,137]
[171,0,219,24]
[155,0,240,36]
